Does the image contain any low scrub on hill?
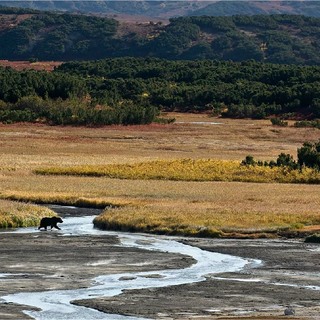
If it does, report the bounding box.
[1,11,320,65]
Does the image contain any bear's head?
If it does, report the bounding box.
[54,217,63,223]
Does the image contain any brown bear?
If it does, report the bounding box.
[38,216,63,231]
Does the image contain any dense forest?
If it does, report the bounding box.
[1,9,320,64]
[1,58,320,125]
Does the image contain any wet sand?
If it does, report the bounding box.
[75,238,320,320]
[0,209,319,320]
[0,231,193,319]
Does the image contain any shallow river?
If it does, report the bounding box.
[1,207,260,320]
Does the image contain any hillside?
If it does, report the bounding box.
[0,9,320,64]
[1,1,320,18]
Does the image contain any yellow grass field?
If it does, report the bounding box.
[1,114,320,236]
[35,158,320,184]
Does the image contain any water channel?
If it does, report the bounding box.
[1,206,260,320]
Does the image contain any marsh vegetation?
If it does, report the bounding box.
[0,199,54,228]
[35,157,320,184]
[1,115,320,237]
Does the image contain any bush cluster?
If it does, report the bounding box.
[242,140,320,170]
[294,120,320,129]
[241,153,298,169]
[270,117,288,127]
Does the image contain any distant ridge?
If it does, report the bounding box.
[0,1,320,18]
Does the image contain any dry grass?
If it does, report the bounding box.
[1,114,320,235]
[0,199,55,228]
[93,202,320,237]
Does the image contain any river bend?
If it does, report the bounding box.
[1,207,258,320]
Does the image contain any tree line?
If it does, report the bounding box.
[1,58,320,125]
[58,58,320,118]
[0,66,157,125]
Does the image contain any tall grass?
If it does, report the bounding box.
[0,199,55,228]
[35,159,320,184]
[0,193,122,209]
[93,204,320,238]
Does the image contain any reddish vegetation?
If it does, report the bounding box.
[0,14,33,31]
[0,60,63,71]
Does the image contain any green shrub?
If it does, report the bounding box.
[294,120,320,129]
[297,140,320,169]
[276,153,298,169]
[241,155,256,166]
[270,117,288,126]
